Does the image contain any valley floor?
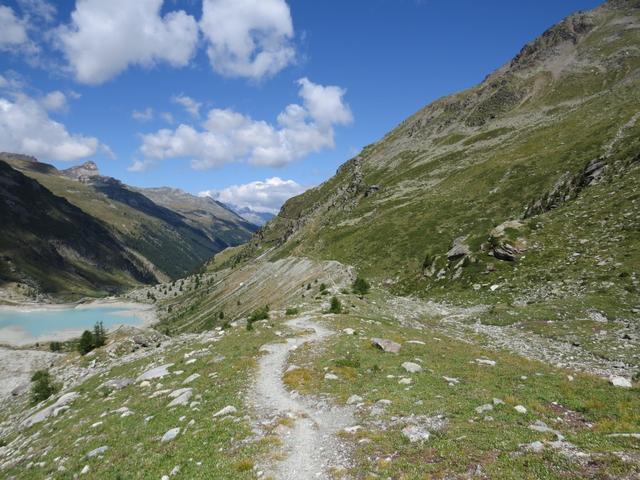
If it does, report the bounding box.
[0,258,638,479]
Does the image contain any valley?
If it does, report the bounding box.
[0,0,639,479]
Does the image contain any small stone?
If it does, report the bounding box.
[523,441,545,453]
[161,428,180,443]
[475,404,493,414]
[80,465,90,475]
[401,362,422,373]
[475,358,496,366]
[343,328,355,335]
[324,373,339,380]
[182,373,200,384]
[85,446,108,458]
[213,406,237,417]
[346,395,363,405]
[514,405,527,414]
[399,378,412,385]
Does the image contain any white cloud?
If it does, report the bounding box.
[160,112,175,124]
[0,5,29,49]
[172,94,201,118]
[127,158,154,172]
[200,177,306,214]
[132,107,155,122]
[0,92,102,161]
[41,90,67,111]
[137,78,352,170]
[200,0,295,80]
[16,0,57,23]
[56,0,199,85]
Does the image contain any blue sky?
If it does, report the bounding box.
[0,0,603,212]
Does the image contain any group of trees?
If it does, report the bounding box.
[30,370,59,404]
[78,321,107,355]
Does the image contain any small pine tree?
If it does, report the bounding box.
[93,321,106,348]
[78,330,95,355]
[219,311,224,320]
[30,370,58,404]
[352,277,370,295]
[329,296,342,314]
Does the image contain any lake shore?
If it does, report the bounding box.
[0,300,157,347]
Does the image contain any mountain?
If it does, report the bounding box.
[0,159,155,297]
[225,205,275,226]
[138,187,258,244]
[227,0,640,321]
[0,155,255,298]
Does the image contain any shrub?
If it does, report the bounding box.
[285,307,299,316]
[247,306,270,330]
[49,341,62,352]
[352,277,370,295]
[78,330,95,355]
[30,370,58,404]
[329,296,342,314]
[319,283,327,292]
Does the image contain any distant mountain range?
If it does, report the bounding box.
[0,154,256,298]
[225,206,275,226]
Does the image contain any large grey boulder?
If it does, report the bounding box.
[371,338,401,353]
[21,392,80,428]
[447,236,471,260]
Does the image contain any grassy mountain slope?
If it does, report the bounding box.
[0,154,255,296]
[0,160,154,297]
[230,0,640,322]
[137,187,257,246]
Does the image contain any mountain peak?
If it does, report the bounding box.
[62,161,100,181]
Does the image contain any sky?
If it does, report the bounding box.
[0,0,604,214]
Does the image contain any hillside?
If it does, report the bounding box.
[229,0,640,326]
[0,160,154,297]
[0,155,255,298]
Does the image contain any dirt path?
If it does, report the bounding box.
[251,316,355,479]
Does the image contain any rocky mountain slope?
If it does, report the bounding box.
[0,155,255,298]
[230,0,640,328]
[0,160,154,297]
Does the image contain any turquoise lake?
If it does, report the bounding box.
[0,304,149,346]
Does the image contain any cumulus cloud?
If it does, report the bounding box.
[0,5,29,49]
[16,0,57,23]
[0,92,103,161]
[200,0,295,80]
[56,0,199,84]
[41,90,67,111]
[137,77,352,170]
[200,177,306,214]
[132,107,155,122]
[172,94,202,118]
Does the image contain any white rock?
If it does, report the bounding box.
[85,446,108,458]
[475,358,496,366]
[136,364,174,382]
[514,405,527,414]
[401,425,430,443]
[168,390,193,407]
[80,465,90,474]
[399,378,412,385]
[182,373,200,384]
[161,428,180,443]
[343,328,355,335]
[475,404,493,414]
[213,406,237,417]
[609,376,632,388]
[324,373,339,380]
[21,392,80,428]
[401,362,422,373]
[346,395,363,405]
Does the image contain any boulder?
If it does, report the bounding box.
[213,405,237,417]
[21,392,80,429]
[609,375,632,388]
[371,338,401,353]
[99,378,133,391]
[447,236,471,260]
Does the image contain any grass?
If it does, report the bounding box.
[0,324,280,479]
[284,307,640,479]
